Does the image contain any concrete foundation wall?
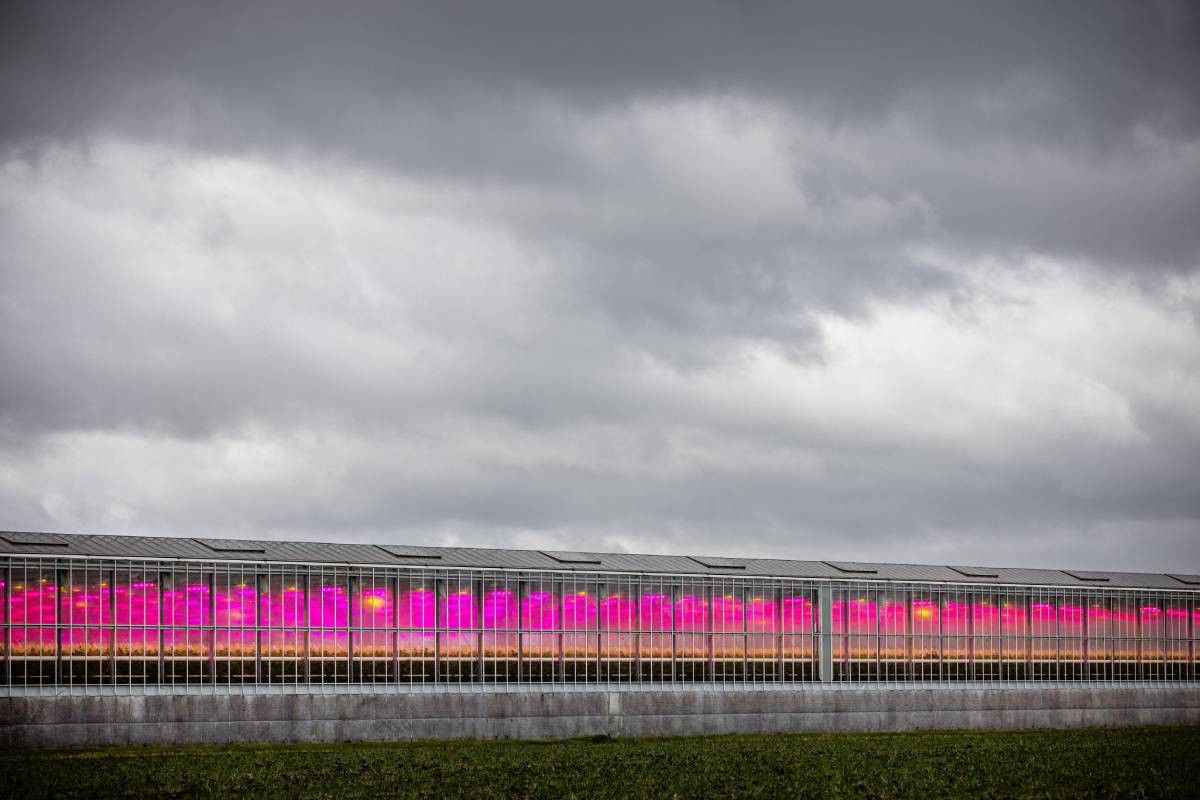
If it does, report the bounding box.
[3,687,1198,748]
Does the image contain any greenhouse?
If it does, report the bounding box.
[1,531,1197,694]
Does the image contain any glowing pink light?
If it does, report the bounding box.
[562,593,598,630]
[441,591,477,629]
[400,589,436,629]
[599,596,635,630]
[520,591,558,631]
[639,593,673,630]
[782,596,814,630]
[746,598,778,633]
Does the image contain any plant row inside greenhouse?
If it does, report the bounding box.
[2,558,1198,689]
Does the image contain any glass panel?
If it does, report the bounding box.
[911,593,940,680]
[214,574,257,658]
[163,575,210,658]
[677,584,711,663]
[352,575,394,656]
[639,588,673,661]
[710,590,742,652]
[10,569,57,657]
[876,591,906,681]
[481,580,517,673]
[61,570,111,657]
[561,575,598,682]
[162,570,212,683]
[259,574,304,683]
[940,597,969,662]
[1000,594,1027,677]
[846,589,878,680]
[1058,597,1085,679]
[598,581,635,664]
[115,570,159,657]
[561,577,598,660]
[309,573,349,682]
[1112,596,1138,679]
[397,577,436,682]
[1030,593,1057,678]
[439,579,477,681]
[1141,598,1165,678]
[746,590,777,664]
[1164,598,1190,678]
[781,592,814,660]
[398,579,436,654]
[1086,598,1110,671]
[520,582,557,681]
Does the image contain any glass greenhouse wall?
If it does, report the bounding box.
[2,553,1197,694]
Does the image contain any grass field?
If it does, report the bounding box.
[2,726,1198,799]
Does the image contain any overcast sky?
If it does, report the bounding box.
[2,2,1198,572]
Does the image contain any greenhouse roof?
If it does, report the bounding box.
[0,530,1195,590]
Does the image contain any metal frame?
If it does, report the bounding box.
[1,552,1197,696]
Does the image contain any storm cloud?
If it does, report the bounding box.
[2,1,1198,571]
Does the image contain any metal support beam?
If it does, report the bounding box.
[157,572,167,687]
[303,572,312,684]
[967,590,974,681]
[255,574,266,684]
[2,563,10,690]
[109,565,118,685]
[55,567,66,687]
[819,584,833,683]
[348,574,358,683]
[475,578,485,684]
[513,578,521,685]
[904,588,913,681]
[1185,594,1195,681]
[208,570,217,686]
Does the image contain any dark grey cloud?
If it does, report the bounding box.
[5,1,1200,265]
[1,2,1198,572]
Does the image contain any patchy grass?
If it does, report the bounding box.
[2,726,1198,799]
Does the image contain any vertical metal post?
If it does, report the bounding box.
[2,563,9,690]
[938,589,946,682]
[208,570,217,686]
[595,581,602,686]
[556,578,565,685]
[1023,591,1031,682]
[302,572,311,684]
[633,578,641,685]
[1135,592,1143,682]
[873,587,880,682]
[1105,593,1114,683]
[818,584,833,683]
[741,583,749,685]
[775,587,784,683]
[475,577,485,684]
[348,573,358,683]
[668,582,676,685]
[109,565,118,685]
[392,574,401,685]
[998,588,1006,681]
[706,584,715,683]
[157,572,167,686]
[1188,594,1195,682]
[55,567,66,687]
[1082,589,1090,681]
[904,588,913,683]
[514,578,521,684]
[255,574,265,684]
[966,591,974,681]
